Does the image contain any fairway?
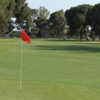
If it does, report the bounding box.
[0,39,100,100]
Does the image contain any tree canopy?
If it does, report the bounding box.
[0,0,15,34]
[65,4,92,39]
[50,10,66,38]
[0,1,100,40]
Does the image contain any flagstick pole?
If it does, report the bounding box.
[19,39,24,89]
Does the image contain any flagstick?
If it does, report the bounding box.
[19,39,24,89]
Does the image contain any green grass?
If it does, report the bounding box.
[0,39,100,100]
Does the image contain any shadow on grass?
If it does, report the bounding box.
[34,45,100,53]
[44,39,100,44]
[44,39,81,42]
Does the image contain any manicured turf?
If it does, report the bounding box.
[0,39,100,100]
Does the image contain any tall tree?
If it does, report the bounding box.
[87,3,100,40]
[14,0,33,33]
[0,0,15,34]
[34,7,50,37]
[49,10,66,38]
[65,5,92,40]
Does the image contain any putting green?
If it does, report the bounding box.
[0,39,100,100]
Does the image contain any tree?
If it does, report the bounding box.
[34,7,50,37]
[31,9,38,21]
[14,0,33,34]
[65,5,92,40]
[0,0,15,34]
[87,3,100,40]
[49,10,66,38]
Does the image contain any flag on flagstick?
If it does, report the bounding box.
[19,29,31,89]
[21,29,31,44]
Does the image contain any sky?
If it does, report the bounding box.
[26,0,100,12]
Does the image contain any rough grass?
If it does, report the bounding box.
[0,39,100,100]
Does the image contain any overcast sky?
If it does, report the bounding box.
[26,0,100,12]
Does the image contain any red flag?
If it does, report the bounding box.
[21,29,31,44]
